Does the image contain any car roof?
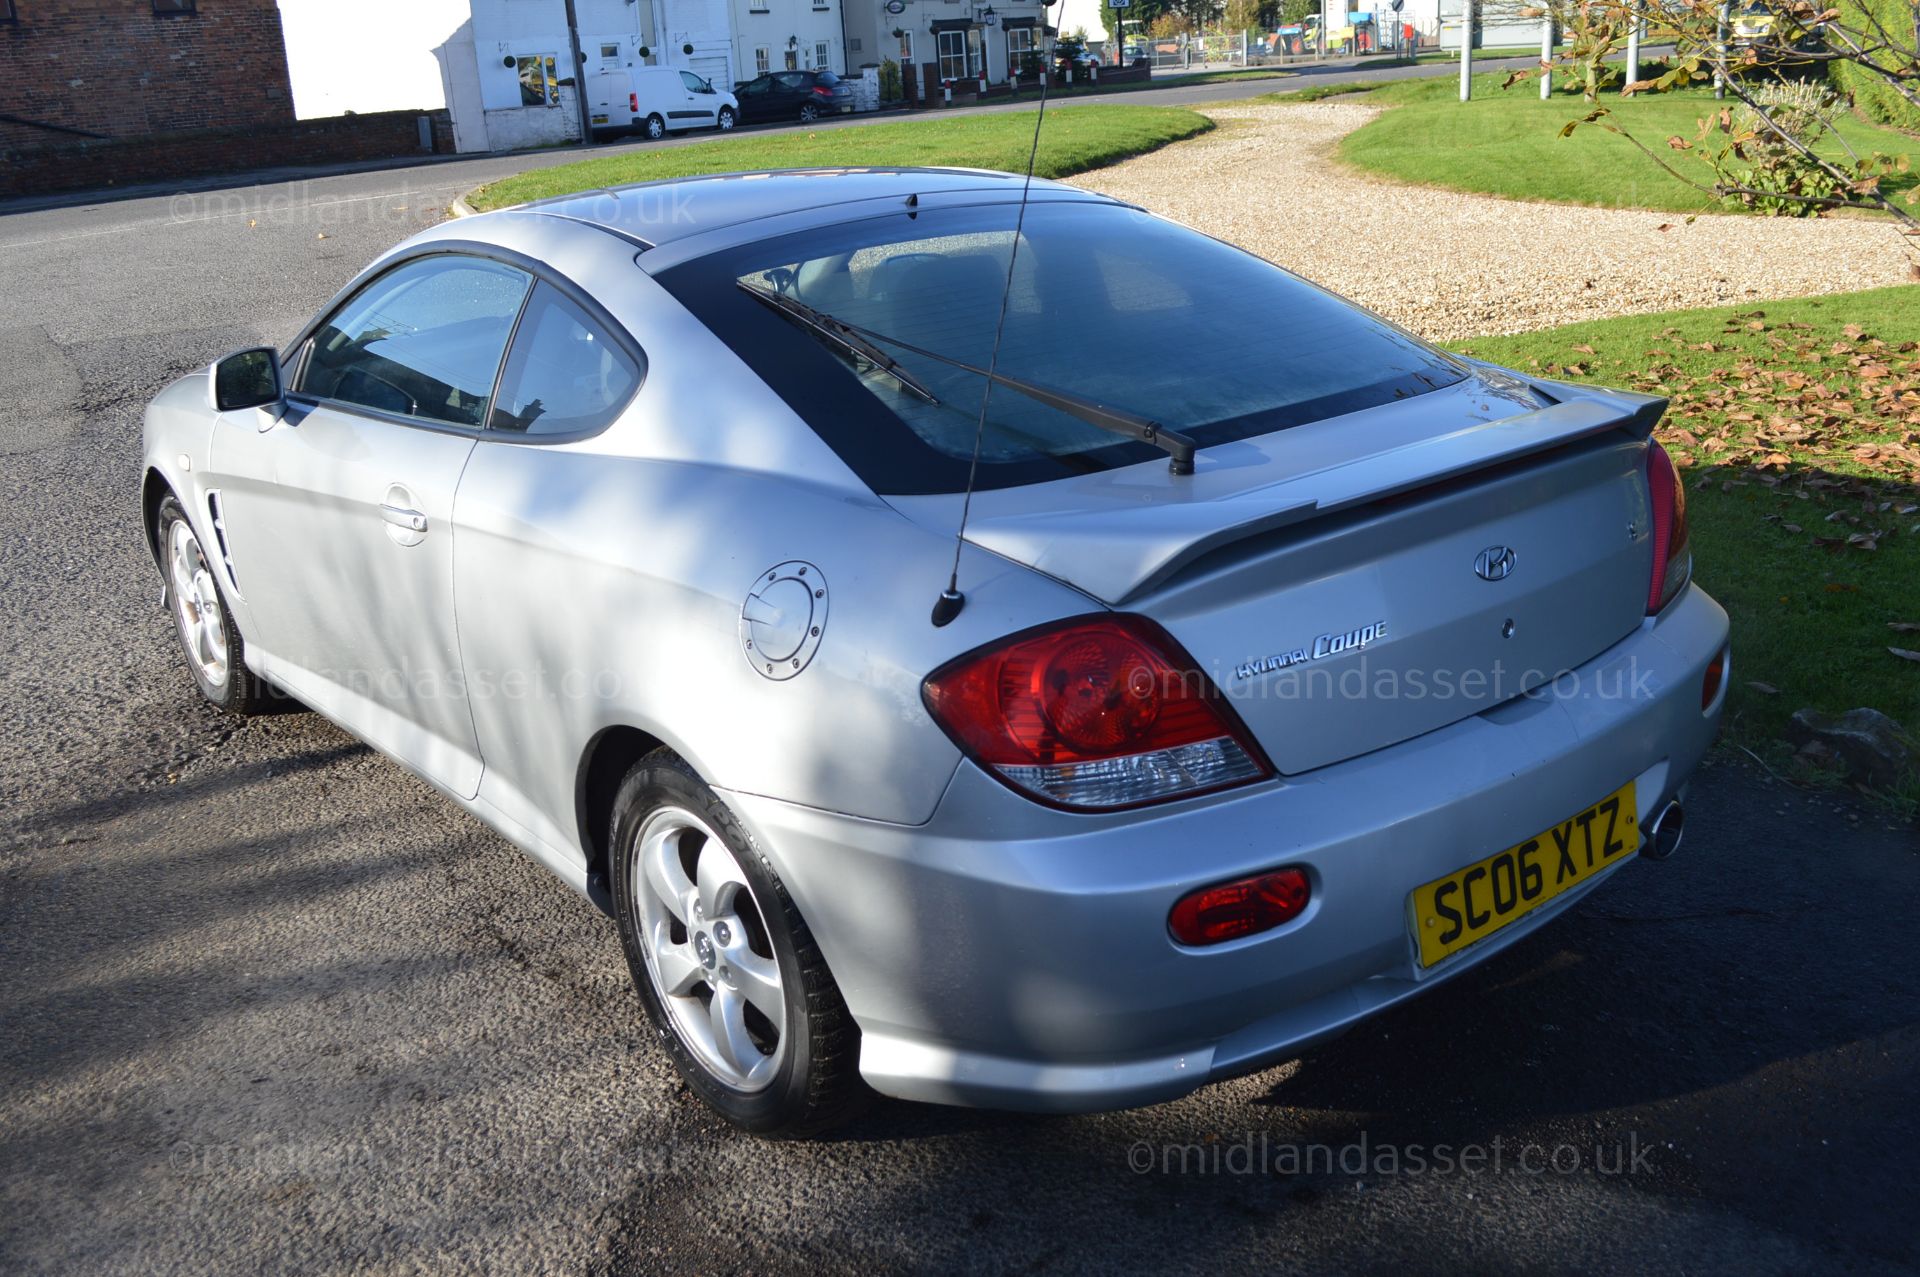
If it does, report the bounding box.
[507,167,1109,251]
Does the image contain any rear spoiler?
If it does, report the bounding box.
[963,391,1666,605]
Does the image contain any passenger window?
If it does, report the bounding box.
[487,283,641,437]
[299,256,531,428]
[680,70,711,93]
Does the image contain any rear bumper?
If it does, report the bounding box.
[724,584,1730,1112]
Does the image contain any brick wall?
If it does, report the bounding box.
[0,0,295,150]
[0,108,457,200]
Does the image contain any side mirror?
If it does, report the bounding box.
[211,347,283,413]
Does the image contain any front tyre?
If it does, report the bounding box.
[156,493,273,715]
[610,751,865,1135]
[717,106,736,130]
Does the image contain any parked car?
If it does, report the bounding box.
[144,169,1727,1136]
[588,65,737,140]
[730,70,853,123]
[1055,48,1101,76]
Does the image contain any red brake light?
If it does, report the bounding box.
[812,84,833,96]
[1645,440,1691,615]
[629,92,638,113]
[922,615,1271,810]
[1170,868,1311,946]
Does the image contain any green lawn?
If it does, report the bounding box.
[1305,71,1918,214]
[465,105,1213,210]
[1450,287,1920,773]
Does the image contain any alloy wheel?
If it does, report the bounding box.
[168,519,229,689]
[630,805,786,1091]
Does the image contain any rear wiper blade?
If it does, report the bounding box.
[738,280,1197,475]
[737,282,938,405]
[843,324,1198,476]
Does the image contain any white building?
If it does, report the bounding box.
[839,0,1051,100]
[434,0,837,153]
[730,0,847,81]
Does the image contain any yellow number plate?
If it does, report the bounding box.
[1411,781,1638,969]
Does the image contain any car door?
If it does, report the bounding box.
[773,71,808,117]
[209,253,534,799]
[452,280,645,857]
[676,71,717,129]
[733,75,768,122]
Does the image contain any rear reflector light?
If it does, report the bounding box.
[630,92,638,113]
[1645,440,1692,614]
[1170,868,1311,946]
[1702,649,1726,710]
[922,615,1271,810]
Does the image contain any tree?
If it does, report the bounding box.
[1541,0,1920,228]
[1150,11,1195,38]
[1225,0,1264,34]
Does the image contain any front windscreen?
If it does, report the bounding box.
[655,200,1467,495]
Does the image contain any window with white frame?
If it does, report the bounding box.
[599,42,620,60]
[897,31,913,64]
[755,46,770,73]
[936,29,966,80]
[1007,25,1033,69]
[814,40,830,70]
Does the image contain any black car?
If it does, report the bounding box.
[731,70,855,124]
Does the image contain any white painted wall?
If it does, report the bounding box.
[278,0,467,118]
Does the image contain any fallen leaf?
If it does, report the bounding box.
[1890,621,1920,632]
[1747,680,1780,695]
[1891,647,1920,662]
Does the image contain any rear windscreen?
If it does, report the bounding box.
[655,200,1466,495]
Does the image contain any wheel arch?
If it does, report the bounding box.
[141,466,175,568]
[576,723,669,904]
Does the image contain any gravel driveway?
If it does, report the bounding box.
[1068,102,1919,340]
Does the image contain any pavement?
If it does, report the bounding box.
[1,49,1916,1276]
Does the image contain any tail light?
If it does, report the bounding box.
[922,615,1272,810]
[629,92,638,113]
[812,84,834,97]
[1645,440,1691,615]
[1170,868,1311,946]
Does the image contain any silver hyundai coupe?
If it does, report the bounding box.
[141,168,1729,1135]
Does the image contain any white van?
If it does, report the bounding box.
[588,66,739,141]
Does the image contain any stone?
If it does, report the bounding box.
[1785,708,1918,792]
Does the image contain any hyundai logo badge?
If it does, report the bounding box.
[1475,545,1516,582]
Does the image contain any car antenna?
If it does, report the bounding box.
[930,27,1053,629]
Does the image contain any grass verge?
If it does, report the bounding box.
[1451,286,1920,776]
[1321,71,1917,214]
[465,105,1213,210]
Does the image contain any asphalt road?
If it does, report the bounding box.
[2,53,1916,1275]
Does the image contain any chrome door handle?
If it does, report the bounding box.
[380,504,427,533]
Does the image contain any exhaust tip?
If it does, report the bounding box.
[1643,801,1684,861]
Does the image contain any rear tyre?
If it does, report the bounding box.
[798,102,820,123]
[155,493,274,715]
[610,750,866,1136]
[644,113,666,141]
[717,106,736,130]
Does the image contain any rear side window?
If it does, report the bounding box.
[487,283,641,437]
[299,256,530,428]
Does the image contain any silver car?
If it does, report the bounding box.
[140,169,1729,1135]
